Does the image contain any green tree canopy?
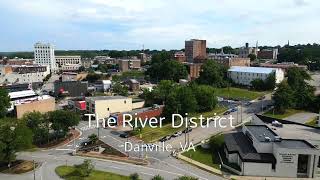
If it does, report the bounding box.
[273,81,295,113]
[0,88,10,118]
[47,110,80,138]
[174,176,198,180]
[23,111,50,145]
[197,60,228,88]
[74,159,94,177]
[0,118,33,165]
[163,86,197,120]
[151,175,164,180]
[192,85,217,112]
[146,52,187,82]
[112,82,129,96]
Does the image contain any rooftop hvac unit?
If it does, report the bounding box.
[264,137,271,142]
[274,136,282,142]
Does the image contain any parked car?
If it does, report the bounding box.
[160,135,171,142]
[119,132,130,138]
[230,108,238,112]
[244,102,252,106]
[258,96,266,100]
[223,111,231,115]
[172,131,182,137]
[272,120,283,127]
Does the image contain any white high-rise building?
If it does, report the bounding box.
[34,42,56,72]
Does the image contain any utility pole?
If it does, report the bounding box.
[33,160,36,180]
[241,101,243,123]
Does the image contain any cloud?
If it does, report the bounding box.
[0,0,319,51]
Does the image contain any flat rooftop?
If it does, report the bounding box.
[9,90,36,99]
[246,125,278,142]
[228,66,276,74]
[266,123,320,148]
[86,96,129,101]
[275,139,315,149]
[224,132,276,163]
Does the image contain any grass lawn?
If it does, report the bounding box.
[181,134,224,170]
[214,87,266,100]
[138,106,228,142]
[263,109,305,119]
[0,160,37,174]
[55,166,130,180]
[182,146,220,169]
[305,116,319,127]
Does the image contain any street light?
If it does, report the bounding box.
[8,126,15,172]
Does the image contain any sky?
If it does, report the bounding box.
[0,0,319,51]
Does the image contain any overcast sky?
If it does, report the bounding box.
[0,0,319,51]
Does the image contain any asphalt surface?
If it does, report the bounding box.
[284,112,318,124]
[0,93,273,180]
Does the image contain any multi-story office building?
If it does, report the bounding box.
[188,63,203,80]
[185,39,207,63]
[118,59,141,72]
[0,65,50,84]
[208,49,250,67]
[55,56,81,66]
[260,62,308,74]
[258,48,279,60]
[174,51,186,63]
[85,96,133,119]
[228,66,284,86]
[34,42,56,72]
[214,58,250,67]
[238,43,258,58]
[55,56,82,71]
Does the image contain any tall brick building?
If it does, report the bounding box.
[185,39,207,63]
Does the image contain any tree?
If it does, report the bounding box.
[0,118,33,166]
[197,60,228,87]
[0,88,10,118]
[47,110,80,139]
[78,66,86,72]
[85,73,102,82]
[88,134,98,145]
[273,82,294,113]
[251,79,265,91]
[112,82,129,96]
[287,67,315,109]
[140,80,175,106]
[151,175,164,180]
[163,86,197,120]
[174,176,198,180]
[192,85,217,112]
[248,54,257,61]
[74,159,94,177]
[265,73,276,90]
[146,52,188,82]
[287,67,311,88]
[251,73,276,91]
[160,60,188,82]
[129,173,140,180]
[23,111,50,145]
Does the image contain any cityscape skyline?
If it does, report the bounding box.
[1,0,320,51]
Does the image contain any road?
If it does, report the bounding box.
[284,112,318,124]
[0,94,272,180]
[42,74,60,92]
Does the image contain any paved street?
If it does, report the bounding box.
[284,112,318,124]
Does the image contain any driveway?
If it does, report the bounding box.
[284,112,318,124]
